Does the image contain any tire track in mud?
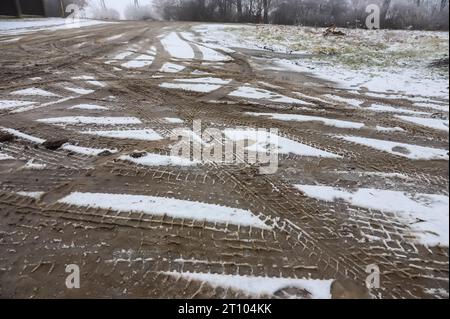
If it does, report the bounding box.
[0,21,448,299]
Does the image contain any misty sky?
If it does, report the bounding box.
[86,0,155,19]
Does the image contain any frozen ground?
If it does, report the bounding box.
[0,18,109,35]
[193,24,449,99]
[0,20,448,299]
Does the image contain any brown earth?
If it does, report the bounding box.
[0,21,448,299]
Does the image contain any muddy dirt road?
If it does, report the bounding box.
[0,21,448,299]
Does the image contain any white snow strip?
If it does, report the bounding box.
[37,116,142,125]
[16,191,45,200]
[295,185,449,247]
[194,44,231,62]
[160,63,186,73]
[11,88,59,97]
[135,54,154,60]
[323,95,362,107]
[173,77,231,85]
[58,192,269,229]
[224,129,341,158]
[191,70,212,76]
[0,100,36,110]
[12,96,75,113]
[164,117,184,124]
[230,86,308,105]
[395,116,449,132]
[160,82,222,93]
[0,152,14,161]
[121,59,153,68]
[64,87,95,95]
[69,104,108,110]
[72,75,95,80]
[293,92,328,105]
[0,37,21,43]
[375,126,405,132]
[160,32,195,59]
[246,112,365,129]
[105,34,124,41]
[1,128,45,144]
[336,135,448,160]
[333,171,412,180]
[120,153,197,167]
[21,159,46,170]
[366,104,429,115]
[86,80,106,87]
[163,271,333,299]
[82,129,163,141]
[413,102,449,112]
[61,144,117,156]
[113,51,134,60]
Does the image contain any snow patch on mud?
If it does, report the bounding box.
[82,129,163,141]
[230,86,309,105]
[120,153,197,167]
[37,116,142,125]
[163,271,333,299]
[0,100,36,110]
[246,112,365,129]
[336,135,448,160]
[295,185,449,247]
[11,88,59,97]
[58,192,270,229]
[160,32,195,59]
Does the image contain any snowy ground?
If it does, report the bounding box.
[0,18,110,35]
[193,24,449,99]
[0,20,448,299]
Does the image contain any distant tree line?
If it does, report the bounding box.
[154,0,449,30]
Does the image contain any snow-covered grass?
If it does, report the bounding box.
[336,135,448,160]
[58,192,269,229]
[194,24,449,99]
[163,271,333,299]
[295,185,449,247]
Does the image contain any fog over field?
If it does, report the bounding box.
[80,0,449,30]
